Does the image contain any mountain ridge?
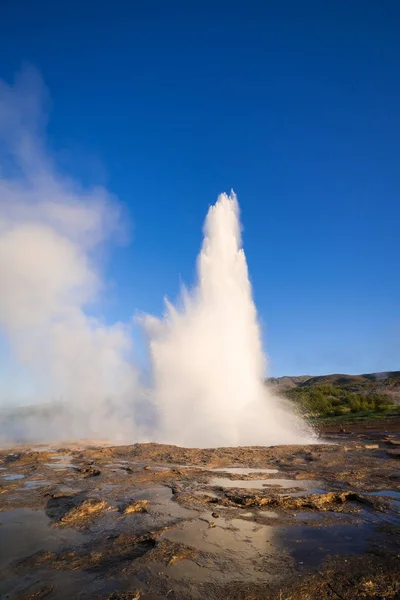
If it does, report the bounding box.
[267,370,400,395]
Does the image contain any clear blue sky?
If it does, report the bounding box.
[1,1,399,377]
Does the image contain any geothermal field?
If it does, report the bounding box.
[1,422,400,600]
[1,193,399,599]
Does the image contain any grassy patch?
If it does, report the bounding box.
[309,406,400,425]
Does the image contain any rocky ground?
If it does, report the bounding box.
[0,419,399,600]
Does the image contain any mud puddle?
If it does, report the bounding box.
[44,455,74,470]
[159,513,390,586]
[0,509,84,570]
[134,486,199,522]
[294,511,352,522]
[209,476,324,494]
[18,479,52,490]
[279,522,373,567]
[1,473,25,481]
[160,514,280,583]
[208,467,279,474]
[99,483,120,491]
[366,489,400,499]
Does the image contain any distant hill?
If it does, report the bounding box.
[267,371,400,418]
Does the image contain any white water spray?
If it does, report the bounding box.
[145,192,315,446]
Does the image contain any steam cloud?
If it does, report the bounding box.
[0,69,315,447]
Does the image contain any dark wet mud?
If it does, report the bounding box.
[0,421,399,599]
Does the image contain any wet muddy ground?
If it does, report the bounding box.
[0,420,399,599]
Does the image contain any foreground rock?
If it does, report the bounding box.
[0,419,399,599]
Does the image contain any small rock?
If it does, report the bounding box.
[211,512,219,518]
[79,466,101,478]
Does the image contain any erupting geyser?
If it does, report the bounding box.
[0,70,315,447]
[146,192,315,446]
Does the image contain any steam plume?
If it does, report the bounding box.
[0,69,315,447]
[0,68,144,443]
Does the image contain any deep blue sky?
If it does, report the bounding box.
[1,1,399,376]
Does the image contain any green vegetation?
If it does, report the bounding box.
[283,383,398,419]
[309,407,400,425]
[267,371,400,422]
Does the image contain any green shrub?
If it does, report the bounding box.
[283,384,393,419]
